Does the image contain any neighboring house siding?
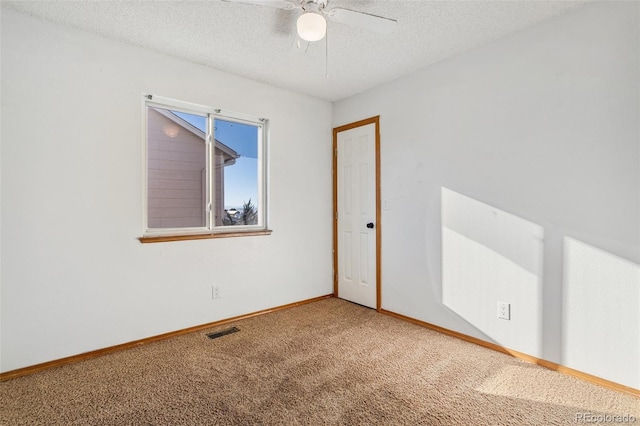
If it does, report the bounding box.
[147,108,206,228]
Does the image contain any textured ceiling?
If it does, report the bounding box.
[3,0,588,102]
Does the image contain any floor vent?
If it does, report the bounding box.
[206,327,240,340]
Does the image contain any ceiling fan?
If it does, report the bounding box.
[221,0,397,42]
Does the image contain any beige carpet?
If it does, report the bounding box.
[1,298,638,425]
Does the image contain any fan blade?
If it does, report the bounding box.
[221,0,298,11]
[327,8,397,35]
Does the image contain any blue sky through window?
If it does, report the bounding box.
[173,111,258,210]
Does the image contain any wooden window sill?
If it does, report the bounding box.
[139,230,272,244]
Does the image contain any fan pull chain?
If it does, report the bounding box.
[325,27,329,78]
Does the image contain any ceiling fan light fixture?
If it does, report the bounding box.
[297,11,326,42]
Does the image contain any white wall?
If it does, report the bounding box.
[334,1,639,389]
[0,9,333,372]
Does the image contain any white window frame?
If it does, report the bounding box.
[142,94,269,238]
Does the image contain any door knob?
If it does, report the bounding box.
[366,222,374,229]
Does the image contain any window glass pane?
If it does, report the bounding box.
[214,119,259,226]
[147,107,207,229]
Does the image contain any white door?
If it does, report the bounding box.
[336,121,378,309]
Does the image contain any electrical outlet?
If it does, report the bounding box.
[497,302,510,320]
[212,286,221,299]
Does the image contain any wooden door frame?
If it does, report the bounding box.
[332,116,382,311]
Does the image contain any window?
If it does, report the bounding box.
[142,95,268,241]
